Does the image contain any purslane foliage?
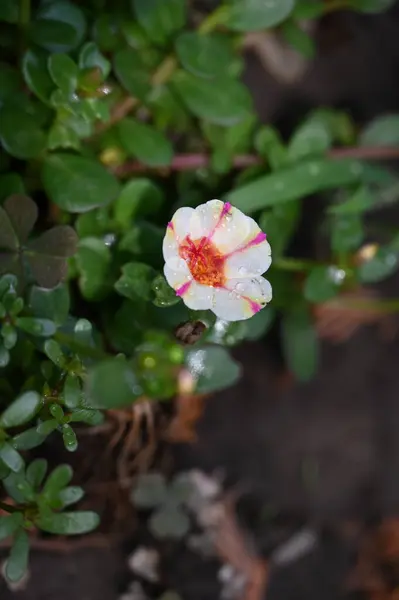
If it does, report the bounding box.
[0,0,398,582]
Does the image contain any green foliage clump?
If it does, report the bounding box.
[0,0,398,583]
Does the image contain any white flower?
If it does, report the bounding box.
[162,200,272,321]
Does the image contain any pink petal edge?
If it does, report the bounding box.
[176,281,191,296]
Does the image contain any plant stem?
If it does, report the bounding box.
[93,5,224,138]
[110,145,399,177]
[0,501,19,514]
[198,5,229,34]
[274,258,318,271]
[19,0,30,28]
[19,0,30,55]
[54,332,108,361]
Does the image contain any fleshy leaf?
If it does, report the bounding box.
[36,510,99,535]
[5,530,29,583]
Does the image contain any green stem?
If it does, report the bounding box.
[19,0,30,54]
[94,4,225,138]
[274,258,319,271]
[198,5,229,34]
[0,501,19,514]
[54,332,108,361]
[340,298,399,314]
[19,0,30,27]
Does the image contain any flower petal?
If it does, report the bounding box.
[164,260,192,292]
[225,222,272,278]
[194,199,225,238]
[162,223,179,266]
[171,207,202,241]
[212,276,272,321]
[180,281,215,310]
[210,203,251,255]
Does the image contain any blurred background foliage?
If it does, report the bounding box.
[0,0,399,584]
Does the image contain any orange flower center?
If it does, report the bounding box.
[179,236,226,287]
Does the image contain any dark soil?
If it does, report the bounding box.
[3,4,399,600]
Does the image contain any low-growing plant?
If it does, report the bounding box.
[0,0,398,583]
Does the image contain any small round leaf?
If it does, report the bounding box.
[0,391,42,429]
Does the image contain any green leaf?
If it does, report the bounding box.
[358,247,398,283]
[68,408,103,425]
[259,201,300,258]
[226,159,365,213]
[36,419,58,435]
[0,63,21,104]
[42,153,120,213]
[254,126,286,170]
[16,317,56,337]
[292,0,325,18]
[63,374,81,409]
[93,13,123,52]
[48,53,78,95]
[117,119,173,168]
[328,186,374,215]
[0,391,41,429]
[76,237,111,300]
[22,48,54,104]
[0,173,25,202]
[347,0,396,13]
[149,505,190,539]
[152,274,180,307]
[360,113,399,146]
[3,194,37,243]
[186,346,241,393]
[0,443,24,472]
[0,513,23,542]
[173,71,252,126]
[114,179,164,229]
[36,510,99,535]
[5,529,29,583]
[59,486,84,507]
[304,266,341,303]
[31,1,86,53]
[282,307,318,382]
[132,0,186,45]
[113,48,151,101]
[47,122,81,151]
[0,344,10,368]
[26,458,48,489]
[86,358,143,409]
[0,0,19,24]
[288,113,332,161]
[44,339,66,368]
[12,428,47,451]
[3,471,30,502]
[62,423,78,452]
[115,261,155,301]
[331,214,364,253]
[175,32,234,79]
[131,472,168,508]
[79,42,110,79]
[225,0,294,31]
[43,464,73,498]
[281,20,315,59]
[50,403,64,422]
[0,105,46,159]
[29,284,70,326]
[1,323,17,350]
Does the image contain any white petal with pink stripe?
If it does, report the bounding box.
[162,200,272,321]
